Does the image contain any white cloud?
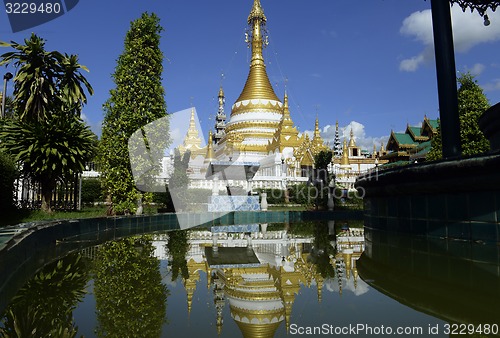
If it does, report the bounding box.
[304,120,389,151]
[399,7,500,72]
[324,277,369,296]
[399,52,427,72]
[483,78,500,91]
[466,63,486,76]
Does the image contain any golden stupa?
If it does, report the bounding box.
[220,0,285,158]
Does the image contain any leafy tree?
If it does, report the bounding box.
[0,253,89,338]
[94,235,168,338]
[0,151,17,212]
[2,96,15,118]
[165,149,191,211]
[427,72,490,160]
[0,34,95,213]
[314,150,333,183]
[99,13,169,215]
[0,115,95,212]
[311,222,336,278]
[0,34,92,123]
[167,230,189,281]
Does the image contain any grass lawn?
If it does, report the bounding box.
[2,202,360,227]
[1,205,158,227]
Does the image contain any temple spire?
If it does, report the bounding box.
[179,108,202,155]
[236,0,279,102]
[348,128,356,147]
[334,121,342,157]
[214,86,226,144]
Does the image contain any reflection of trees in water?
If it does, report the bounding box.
[167,230,189,281]
[311,222,336,278]
[0,253,89,338]
[94,235,168,338]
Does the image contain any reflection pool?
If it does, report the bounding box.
[1,220,499,337]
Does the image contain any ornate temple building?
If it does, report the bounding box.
[329,123,387,190]
[380,116,439,164]
[172,0,329,190]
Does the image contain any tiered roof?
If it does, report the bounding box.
[382,116,439,163]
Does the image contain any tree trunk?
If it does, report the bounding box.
[41,182,55,213]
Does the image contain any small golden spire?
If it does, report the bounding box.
[316,276,323,303]
[205,131,215,161]
[348,128,356,147]
[314,117,320,137]
[218,86,224,98]
[340,139,350,167]
[179,108,202,154]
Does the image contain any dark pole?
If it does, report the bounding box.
[1,72,13,118]
[430,0,461,158]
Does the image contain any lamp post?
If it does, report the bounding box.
[1,72,13,119]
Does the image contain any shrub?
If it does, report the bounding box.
[82,178,103,204]
[0,151,17,211]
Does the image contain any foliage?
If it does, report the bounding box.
[168,149,190,189]
[166,149,191,211]
[255,188,285,204]
[2,96,15,118]
[0,253,89,338]
[0,34,92,123]
[0,151,17,212]
[0,115,96,212]
[99,13,169,215]
[311,222,336,278]
[287,183,314,207]
[314,150,333,182]
[81,177,103,204]
[167,230,189,281]
[427,72,490,160]
[94,235,168,338]
[0,34,94,213]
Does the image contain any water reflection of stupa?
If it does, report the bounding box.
[152,223,364,338]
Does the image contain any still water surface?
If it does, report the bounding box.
[1,221,499,337]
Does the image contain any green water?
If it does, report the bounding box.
[1,221,499,337]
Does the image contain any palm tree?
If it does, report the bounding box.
[0,34,95,212]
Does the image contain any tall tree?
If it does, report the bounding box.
[427,72,490,160]
[99,12,169,215]
[0,34,91,123]
[0,34,95,212]
[94,236,168,338]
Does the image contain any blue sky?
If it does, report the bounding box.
[1,0,500,150]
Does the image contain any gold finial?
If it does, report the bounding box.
[340,139,350,167]
[205,131,215,161]
[248,0,266,23]
[313,117,321,139]
[348,128,356,147]
[235,0,279,103]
